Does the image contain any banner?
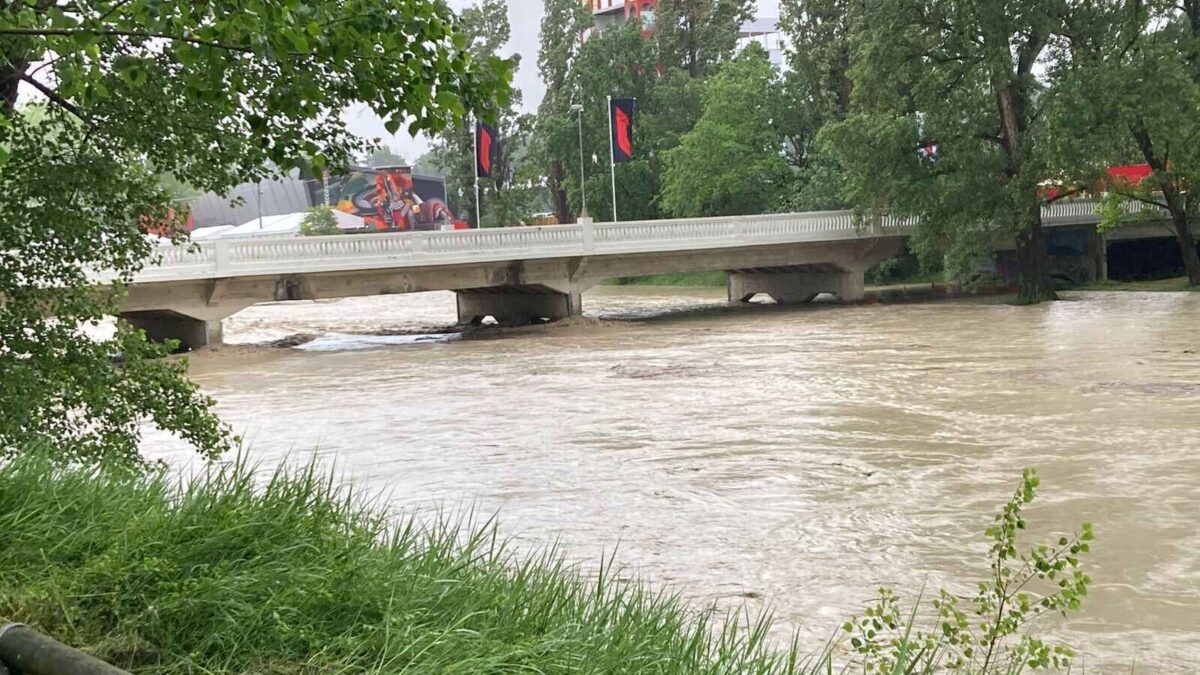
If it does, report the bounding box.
[609,98,636,163]
[476,120,496,178]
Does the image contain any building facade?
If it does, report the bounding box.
[585,0,656,32]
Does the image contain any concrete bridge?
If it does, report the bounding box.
[116,198,1169,349]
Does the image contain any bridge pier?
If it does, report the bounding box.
[455,288,583,325]
[121,310,224,351]
[728,266,865,304]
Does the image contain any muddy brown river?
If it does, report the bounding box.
[146,288,1200,671]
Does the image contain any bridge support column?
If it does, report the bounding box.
[456,288,583,325]
[1088,229,1109,282]
[121,310,224,351]
[728,267,865,304]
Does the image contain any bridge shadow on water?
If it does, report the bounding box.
[589,295,850,325]
[453,294,860,344]
[248,288,1007,351]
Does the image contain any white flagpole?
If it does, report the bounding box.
[472,116,482,229]
[609,95,619,220]
[607,96,618,222]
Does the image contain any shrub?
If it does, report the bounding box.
[843,469,1094,673]
[299,206,340,236]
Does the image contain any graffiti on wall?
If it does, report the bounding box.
[312,166,462,231]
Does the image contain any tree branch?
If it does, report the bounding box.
[1111,189,1169,211]
[0,27,255,54]
[18,72,89,123]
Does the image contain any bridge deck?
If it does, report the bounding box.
[131,198,1154,284]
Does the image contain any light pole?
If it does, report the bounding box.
[570,103,587,218]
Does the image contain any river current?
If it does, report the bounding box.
[146,288,1200,670]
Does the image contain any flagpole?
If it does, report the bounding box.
[607,96,619,222]
[472,116,482,229]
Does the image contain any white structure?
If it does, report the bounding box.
[194,210,368,241]
[184,170,313,229]
[188,225,236,241]
[116,199,1164,349]
[738,17,785,68]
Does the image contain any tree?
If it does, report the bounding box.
[660,46,790,217]
[365,145,408,168]
[776,0,864,210]
[532,0,593,224]
[412,151,445,177]
[778,0,862,128]
[300,206,341,236]
[427,0,526,227]
[1055,0,1200,285]
[824,0,1079,303]
[531,19,658,223]
[567,22,659,222]
[653,0,753,78]
[0,0,508,462]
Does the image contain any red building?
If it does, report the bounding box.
[585,0,656,33]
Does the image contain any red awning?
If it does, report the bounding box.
[1106,164,1153,185]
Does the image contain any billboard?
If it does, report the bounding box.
[308,166,462,231]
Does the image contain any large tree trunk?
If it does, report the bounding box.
[548,160,574,224]
[0,58,30,111]
[996,87,1054,304]
[1159,184,1200,285]
[1129,124,1200,286]
[1014,212,1057,304]
[1171,210,1200,285]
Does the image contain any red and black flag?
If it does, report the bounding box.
[609,98,636,164]
[475,120,497,178]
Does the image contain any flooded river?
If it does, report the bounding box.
[148,288,1200,670]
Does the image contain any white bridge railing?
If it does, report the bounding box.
[135,198,1139,283]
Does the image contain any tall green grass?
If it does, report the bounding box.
[0,455,822,674]
[0,456,1094,673]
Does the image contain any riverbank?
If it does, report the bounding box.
[1,452,1101,674]
[1076,276,1200,292]
[606,271,1200,298]
[0,454,805,674]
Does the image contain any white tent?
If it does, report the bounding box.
[189,225,236,241]
[222,212,307,239]
[331,210,368,231]
[217,210,368,240]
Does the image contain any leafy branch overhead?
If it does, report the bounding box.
[0,0,511,462]
[0,0,512,185]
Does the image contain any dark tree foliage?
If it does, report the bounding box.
[775,0,865,210]
[653,0,754,78]
[427,0,532,227]
[660,46,790,217]
[532,0,593,224]
[824,0,1083,303]
[1056,0,1200,285]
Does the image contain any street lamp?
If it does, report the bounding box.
[570,103,588,218]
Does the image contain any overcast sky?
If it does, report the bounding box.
[343,0,780,162]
